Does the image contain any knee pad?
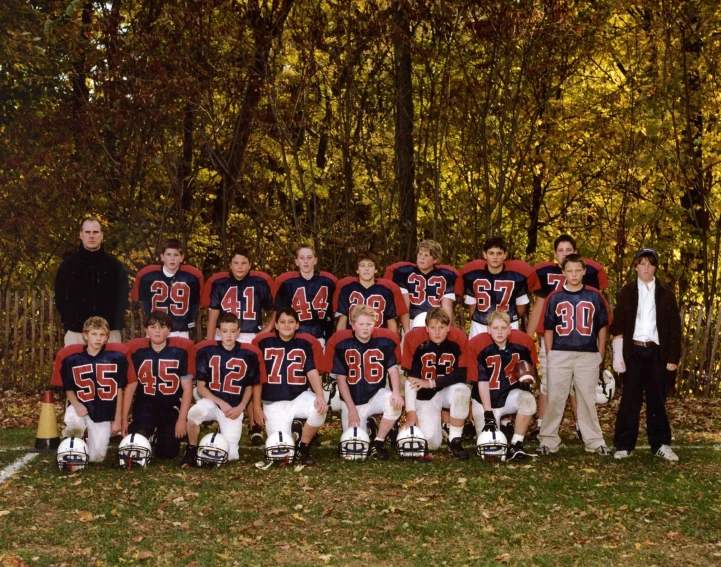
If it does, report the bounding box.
[306,407,326,428]
[517,391,537,416]
[187,404,205,425]
[383,403,402,422]
[449,387,471,420]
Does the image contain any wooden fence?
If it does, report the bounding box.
[0,289,719,396]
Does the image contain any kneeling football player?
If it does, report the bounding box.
[401,307,470,459]
[184,313,265,465]
[326,305,404,460]
[252,307,328,465]
[464,310,538,460]
[123,311,195,459]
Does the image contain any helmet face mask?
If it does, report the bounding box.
[339,427,370,461]
[476,430,508,462]
[395,425,428,458]
[596,370,616,404]
[57,437,90,473]
[197,433,230,467]
[264,431,296,463]
[118,433,153,469]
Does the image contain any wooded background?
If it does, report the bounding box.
[1,1,720,392]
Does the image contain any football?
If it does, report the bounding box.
[512,360,536,386]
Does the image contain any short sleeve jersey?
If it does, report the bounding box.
[325,328,400,405]
[274,271,337,341]
[131,265,204,332]
[125,337,196,409]
[383,262,462,320]
[543,285,611,353]
[460,260,540,325]
[401,326,468,401]
[193,340,265,407]
[202,271,274,334]
[51,344,136,423]
[532,259,609,334]
[333,277,408,328]
[463,331,538,408]
[253,332,325,402]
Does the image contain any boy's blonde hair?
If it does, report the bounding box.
[487,310,511,327]
[83,316,110,335]
[351,304,378,323]
[418,239,442,261]
[426,307,450,326]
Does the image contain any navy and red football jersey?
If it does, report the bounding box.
[274,271,337,341]
[383,262,462,320]
[51,344,137,423]
[460,260,540,325]
[202,271,275,334]
[193,340,265,407]
[543,286,611,352]
[325,328,400,406]
[131,265,204,333]
[463,331,538,408]
[125,337,196,409]
[253,332,324,402]
[532,259,609,334]
[333,277,408,328]
[401,326,468,401]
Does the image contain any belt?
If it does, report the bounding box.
[632,340,657,347]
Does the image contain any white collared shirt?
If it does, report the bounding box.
[633,277,659,343]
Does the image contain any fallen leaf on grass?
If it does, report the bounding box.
[667,532,683,540]
[495,553,511,563]
[132,536,143,543]
[0,510,10,517]
[292,513,307,522]
[136,551,154,560]
[77,511,94,523]
[278,545,291,551]
[582,468,597,473]
[321,507,334,517]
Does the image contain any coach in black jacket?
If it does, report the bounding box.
[610,248,682,461]
[55,217,129,345]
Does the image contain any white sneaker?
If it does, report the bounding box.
[655,445,679,462]
[614,450,631,459]
[586,445,611,456]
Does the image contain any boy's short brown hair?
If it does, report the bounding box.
[356,252,379,268]
[418,239,442,261]
[296,244,317,257]
[426,307,451,326]
[144,310,173,329]
[83,316,110,335]
[487,310,511,327]
[561,254,586,270]
[218,312,240,327]
[161,238,184,255]
[230,246,252,263]
[351,304,377,323]
[483,236,508,253]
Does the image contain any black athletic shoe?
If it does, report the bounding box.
[388,422,400,449]
[500,422,514,443]
[528,428,540,442]
[462,421,476,441]
[575,426,584,442]
[447,437,469,460]
[297,442,315,466]
[291,419,304,443]
[366,417,378,442]
[180,445,198,468]
[370,439,389,461]
[250,425,264,447]
[508,441,532,461]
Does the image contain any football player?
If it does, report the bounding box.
[252,307,328,465]
[384,240,462,330]
[463,311,538,460]
[202,246,275,342]
[325,305,404,460]
[122,311,195,459]
[334,252,407,335]
[50,316,136,462]
[131,239,204,339]
[460,236,539,338]
[274,245,337,347]
[184,313,265,464]
[401,307,470,459]
[537,254,611,456]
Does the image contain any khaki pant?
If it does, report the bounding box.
[538,350,605,451]
[64,330,123,346]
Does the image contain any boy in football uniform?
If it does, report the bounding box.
[401,307,470,459]
[334,252,407,334]
[460,236,539,338]
[537,254,612,456]
[526,234,609,440]
[132,239,204,339]
[463,311,538,460]
[274,245,337,346]
[384,240,462,330]
[202,246,275,343]
[325,305,404,460]
[184,313,265,464]
[122,311,195,459]
[51,316,135,462]
[252,307,328,465]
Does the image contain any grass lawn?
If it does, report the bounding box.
[1,416,721,567]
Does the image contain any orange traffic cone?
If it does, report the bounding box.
[35,390,60,451]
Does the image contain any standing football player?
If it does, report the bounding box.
[537,255,611,456]
[122,311,195,459]
[384,240,462,330]
[460,236,539,338]
[184,313,265,465]
[325,305,404,460]
[463,311,538,461]
[132,239,204,339]
[274,245,337,347]
[252,307,328,465]
[526,234,609,441]
[334,252,407,335]
[401,307,470,459]
[51,316,136,462]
